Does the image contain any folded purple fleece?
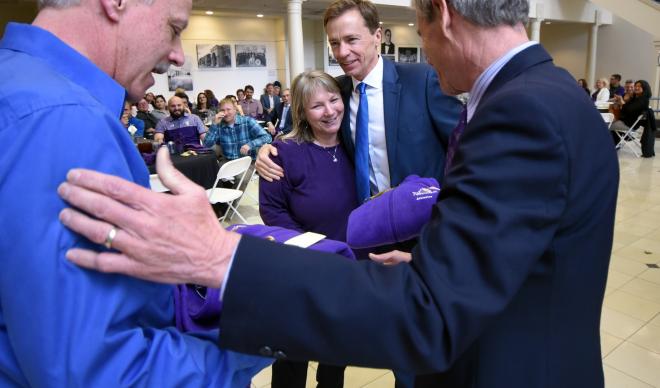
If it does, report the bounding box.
[174,224,356,332]
[346,175,440,249]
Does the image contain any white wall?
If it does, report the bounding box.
[539,16,656,87]
[149,14,285,101]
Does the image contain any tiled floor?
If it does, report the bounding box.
[229,145,660,388]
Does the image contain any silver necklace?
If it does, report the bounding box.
[326,145,338,162]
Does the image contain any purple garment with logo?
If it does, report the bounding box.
[174,224,356,332]
[346,175,441,249]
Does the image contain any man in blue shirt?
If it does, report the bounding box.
[0,0,269,386]
[204,98,272,160]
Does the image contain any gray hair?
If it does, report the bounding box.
[414,0,529,27]
[37,0,80,8]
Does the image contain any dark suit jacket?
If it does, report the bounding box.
[337,59,462,186]
[220,45,618,388]
[260,93,281,122]
[270,103,292,134]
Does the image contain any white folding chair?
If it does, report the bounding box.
[600,112,614,129]
[149,174,169,193]
[613,113,645,157]
[206,156,252,223]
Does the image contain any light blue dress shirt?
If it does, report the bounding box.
[0,23,270,387]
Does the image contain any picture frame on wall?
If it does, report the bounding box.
[398,47,418,63]
[197,44,231,69]
[328,46,339,66]
[167,56,193,91]
[235,44,267,68]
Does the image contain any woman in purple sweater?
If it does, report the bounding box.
[259,70,356,388]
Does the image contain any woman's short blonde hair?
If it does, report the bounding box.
[598,78,609,89]
[283,70,342,143]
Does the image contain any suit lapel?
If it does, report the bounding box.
[338,75,356,161]
[382,59,401,183]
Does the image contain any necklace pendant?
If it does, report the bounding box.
[332,156,338,162]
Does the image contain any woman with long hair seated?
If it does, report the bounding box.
[259,70,355,388]
[610,80,653,153]
[192,92,216,125]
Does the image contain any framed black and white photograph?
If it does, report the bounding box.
[197,44,231,69]
[398,47,418,63]
[380,28,395,55]
[328,46,339,66]
[235,44,267,68]
[167,56,193,91]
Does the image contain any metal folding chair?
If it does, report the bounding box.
[206,156,253,223]
[613,113,645,157]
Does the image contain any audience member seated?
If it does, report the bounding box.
[144,92,156,111]
[204,97,271,161]
[174,88,193,111]
[592,78,610,103]
[135,98,159,139]
[609,74,625,98]
[267,88,293,136]
[192,92,216,125]
[150,94,169,121]
[236,88,245,102]
[122,100,144,138]
[204,89,219,109]
[239,85,263,120]
[577,78,590,96]
[225,94,245,116]
[260,82,281,122]
[154,96,207,145]
[610,80,652,146]
[273,80,282,97]
[258,70,356,388]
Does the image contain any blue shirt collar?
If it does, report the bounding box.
[466,41,537,123]
[1,23,126,118]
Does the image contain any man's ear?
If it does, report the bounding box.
[99,0,126,23]
[431,0,452,35]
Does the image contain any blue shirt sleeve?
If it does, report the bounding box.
[0,105,271,386]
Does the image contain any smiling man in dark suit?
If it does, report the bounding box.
[257,0,462,201]
[59,0,619,387]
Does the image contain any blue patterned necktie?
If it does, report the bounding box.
[355,82,370,203]
[444,107,468,177]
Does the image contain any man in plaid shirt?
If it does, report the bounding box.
[204,97,271,160]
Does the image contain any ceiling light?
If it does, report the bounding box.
[545,21,552,24]
[257,14,264,18]
[205,11,213,15]
[379,22,383,25]
[408,23,414,26]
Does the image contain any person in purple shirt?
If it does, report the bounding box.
[259,70,356,388]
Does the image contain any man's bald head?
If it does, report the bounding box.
[168,96,186,119]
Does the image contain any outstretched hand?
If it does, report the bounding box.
[58,147,240,288]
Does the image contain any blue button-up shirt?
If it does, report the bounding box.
[0,23,269,387]
[204,115,272,160]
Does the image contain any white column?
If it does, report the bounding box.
[654,40,660,103]
[530,18,542,42]
[287,0,305,82]
[586,11,601,88]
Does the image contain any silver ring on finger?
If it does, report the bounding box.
[104,226,118,249]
